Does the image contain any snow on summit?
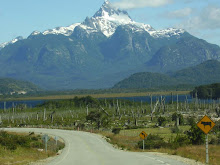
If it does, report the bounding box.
[0,0,185,48]
[39,0,184,38]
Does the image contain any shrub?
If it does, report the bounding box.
[212,120,220,133]
[112,128,121,135]
[170,134,190,149]
[138,134,167,149]
[0,131,43,150]
[125,125,144,129]
[172,113,184,125]
[31,141,44,148]
[187,125,205,145]
[170,126,182,134]
[209,133,220,145]
[157,116,166,126]
[187,117,196,126]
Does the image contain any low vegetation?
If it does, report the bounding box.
[0,95,219,164]
[0,131,64,165]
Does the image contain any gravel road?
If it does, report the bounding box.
[3,128,204,165]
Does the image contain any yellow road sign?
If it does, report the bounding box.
[139,131,147,140]
[197,115,215,134]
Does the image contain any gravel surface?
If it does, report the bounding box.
[4,128,205,165]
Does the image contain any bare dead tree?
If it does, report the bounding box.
[151,99,159,121]
[100,106,109,116]
[216,106,220,118]
[49,111,55,123]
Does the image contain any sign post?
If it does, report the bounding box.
[206,134,209,164]
[42,134,49,153]
[197,115,215,164]
[139,131,147,151]
[55,136,59,146]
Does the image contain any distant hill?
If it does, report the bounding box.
[113,72,177,89]
[173,60,220,84]
[0,78,41,95]
[113,60,220,89]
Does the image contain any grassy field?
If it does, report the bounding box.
[99,126,220,165]
[100,126,190,150]
[0,91,190,101]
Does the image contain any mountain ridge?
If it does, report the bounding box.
[113,60,220,89]
[0,1,219,90]
[0,0,185,49]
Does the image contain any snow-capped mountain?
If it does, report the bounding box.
[0,0,219,90]
[81,0,184,38]
[0,0,185,48]
[39,0,184,38]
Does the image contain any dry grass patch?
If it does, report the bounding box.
[0,91,190,101]
[99,128,219,165]
[149,145,220,165]
[0,146,54,165]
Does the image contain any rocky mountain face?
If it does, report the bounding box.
[0,0,220,90]
[146,36,220,72]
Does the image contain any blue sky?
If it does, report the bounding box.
[1,0,220,46]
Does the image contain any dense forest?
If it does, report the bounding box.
[191,83,220,99]
[113,60,220,89]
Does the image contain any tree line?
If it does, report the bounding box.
[191,83,220,99]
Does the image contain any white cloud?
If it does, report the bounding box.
[167,8,192,18]
[179,6,220,30]
[112,0,172,9]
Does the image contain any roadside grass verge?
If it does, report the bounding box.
[0,146,53,165]
[151,145,220,165]
[0,131,65,165]
[99,126,219,165]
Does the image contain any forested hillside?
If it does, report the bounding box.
[0,78,41,95]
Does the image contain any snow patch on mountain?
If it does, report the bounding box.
[0,42,8,49]
[31,31,41,35]
[42,23,81,36]
[150,28,185,38]
[0,36,23,49]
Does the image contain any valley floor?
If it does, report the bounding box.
[0,91,190,101]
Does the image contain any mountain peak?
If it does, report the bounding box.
[93,0,131,20]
